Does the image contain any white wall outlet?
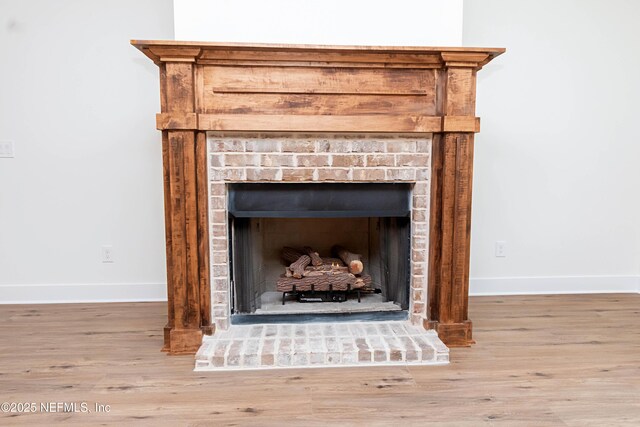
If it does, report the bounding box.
[101,245,114,263]
[0,140,15,158]
[495,241,507,257]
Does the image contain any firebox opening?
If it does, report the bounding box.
[228,183,411,323]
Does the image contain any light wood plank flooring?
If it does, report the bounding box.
[0,294,638,426]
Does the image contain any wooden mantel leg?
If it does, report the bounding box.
[160,61,213,355]
[426,133,475,346]
[426,58,481,346]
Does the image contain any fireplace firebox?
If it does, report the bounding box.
[229,183,411,322]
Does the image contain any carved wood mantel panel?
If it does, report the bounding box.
[132,40,504,354]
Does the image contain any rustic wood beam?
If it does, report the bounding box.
[160,61,213,355]
[425,58,481,347]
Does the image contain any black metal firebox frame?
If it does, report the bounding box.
[228,183,412,325]
[228,183,411,218]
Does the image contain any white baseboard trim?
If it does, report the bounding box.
[0,282,167,304]
[469,275,640,296]
[1,276,638,304]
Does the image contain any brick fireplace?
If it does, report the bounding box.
[131,40,504,356]
[208,134,429,330]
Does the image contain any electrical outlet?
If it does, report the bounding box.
[495,241,507,257]
[0,140,14,158]
[101,245,114,263]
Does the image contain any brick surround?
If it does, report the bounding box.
[208,133,432,330]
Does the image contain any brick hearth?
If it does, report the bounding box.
[195,321,448,371]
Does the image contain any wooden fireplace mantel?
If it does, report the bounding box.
[132,40,504,354]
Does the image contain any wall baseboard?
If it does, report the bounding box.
[470,275,640,296]
[1,276,638,304]
[0,283,167,304]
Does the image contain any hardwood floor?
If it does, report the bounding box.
[0,294,638,426]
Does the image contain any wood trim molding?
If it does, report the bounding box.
[133,41,504,353]
[155,113,482,133]
[156,113,198,130]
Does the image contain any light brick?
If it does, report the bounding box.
[226,340,243,366]
[317,139,352,153]
[412,288,425,304]
[211,224,226,237]
[211,339,230,367]
[245,139,281,153]
[261,338,276,366]
[351,139,386,153]
[411,260,426,276]
[396,154,429,167]
[351,168,385,181]
[367,336,388,362]
[209,139,244,152]
[366,154,395,167]
[282,168,314,181]
[211,238,227,251]
[282,140,316,153]
[211,250,227,264]
[212,291,228,304]
[264,325,278,337]
[412,335,436,361]
[385,140,417,153]
[224,168,246,181]
[413,195,428,208]
[399,336,420,362]
[412,301,425,315]
[386,168,416,181]
[276,338,292,366]
[413,182,429,194]
[316,168,350,181]
[416,138,430,152]
[212,264,229,278]
[225,153,259,167]
[211,209,226,224]
[412,249,426,263]
[210,168,225,181]
[246,168,280,181]
[212,305,227,319]
[413,221,428,237]
[296,154,330,167]
[210,196,225,209]
[212,278,227,291]
[412,275,427,289]
[412,208,427,222]
[215,317,229,331]
[210,154,224,167]
[355,338,372,362]
[413,236,427,249]
[384,336,405,362]
[293,338,309,366]
[416,168,430,181]
[332,154,365,167]
[261,154,295,167]
[410,314,423,326]
[210,183,225,196]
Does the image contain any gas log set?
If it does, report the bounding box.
[277,245,375,304]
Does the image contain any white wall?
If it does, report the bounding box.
[2,0,637,304]
[174,0,463,46]
[0,0,174,302]
[464,0,640,294]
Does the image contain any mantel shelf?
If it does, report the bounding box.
[132,39,504,69]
